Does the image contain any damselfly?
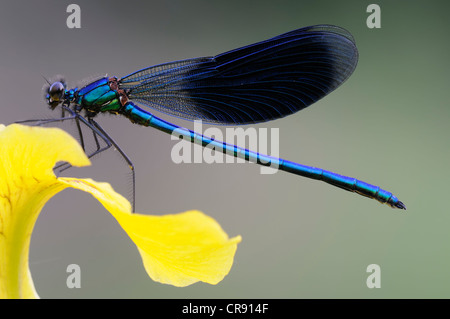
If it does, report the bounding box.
[18,25,406,212]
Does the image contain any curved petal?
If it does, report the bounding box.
[0,124,90,184]
[60,178,242,287]
[0,124,90,299]
[134,211,242,287]
[0,123,241,298]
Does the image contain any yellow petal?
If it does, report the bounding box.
[59,178,242,287]
[0,124,90,299]
[0,123,241,298]
[134,211,242,287]
[0,124,90,185]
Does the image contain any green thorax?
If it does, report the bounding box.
[75,77,122,114]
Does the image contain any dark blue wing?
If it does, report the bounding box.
[119,25,358,125]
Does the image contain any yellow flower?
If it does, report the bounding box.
[0,124,241,298]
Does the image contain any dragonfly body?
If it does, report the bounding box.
[124,101,404,208]
[59,77,122,115]
[41,25,405,210]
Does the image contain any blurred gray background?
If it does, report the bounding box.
[1,0,449,298]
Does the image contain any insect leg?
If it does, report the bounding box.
[87,118,136,213]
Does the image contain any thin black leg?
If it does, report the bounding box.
[16,112,136,212]
[88,118,136,213]
[15,115,77,126]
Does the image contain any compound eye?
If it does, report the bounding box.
[48,82,65,101]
